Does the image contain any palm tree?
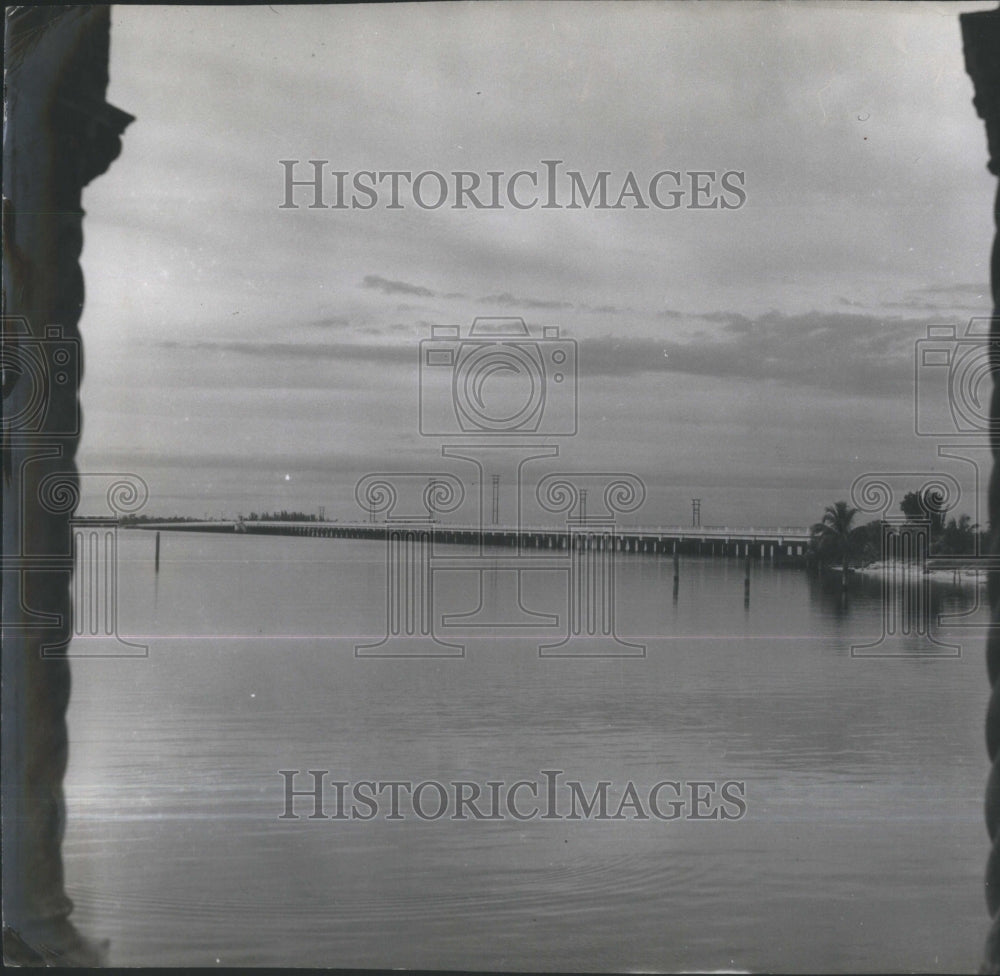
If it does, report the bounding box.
[811,500,859,590]
[938,513,979,556]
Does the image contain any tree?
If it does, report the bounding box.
[847,518,885,567]
[811,500,859,590]
[937,513,979,556]
[900,487,947,536]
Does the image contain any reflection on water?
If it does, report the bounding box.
[63,532,987,970]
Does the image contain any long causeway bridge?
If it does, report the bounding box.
[129,521,813,562]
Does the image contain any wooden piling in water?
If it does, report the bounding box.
[155,531,161,573]
[744,556,750,606]
[673,546,680,599]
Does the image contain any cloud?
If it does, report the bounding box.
[304,315,352,329]
[362,274,435,297]
[912,282,989,298]
[470,295,635,316]
[578,310,932,396]
[158,309,929,397]
[478,291,574,310]
[158,338,413,366]
[879,299,957,313]
[586,304,627,315]
[875,281,992,315]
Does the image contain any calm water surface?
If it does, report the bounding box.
[62,531,989,970]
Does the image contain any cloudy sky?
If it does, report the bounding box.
[76,1,996,527]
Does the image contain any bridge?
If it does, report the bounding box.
[127,521,813,562]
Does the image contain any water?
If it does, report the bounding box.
[63,531,989,970]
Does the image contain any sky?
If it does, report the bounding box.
[75,1,998,528]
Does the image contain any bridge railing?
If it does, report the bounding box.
[128,520,813,539]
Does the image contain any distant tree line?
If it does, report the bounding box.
[119,513,201,524]
[242,511,318,522]
[120,511,322,524]
[811,487,984,587]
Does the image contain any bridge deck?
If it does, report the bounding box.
[126,521,812,559]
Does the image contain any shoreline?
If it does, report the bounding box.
[846,562,987,586]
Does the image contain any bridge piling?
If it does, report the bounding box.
[131,521,812,567]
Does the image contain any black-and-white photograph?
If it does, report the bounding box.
[4,1,1000,970]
